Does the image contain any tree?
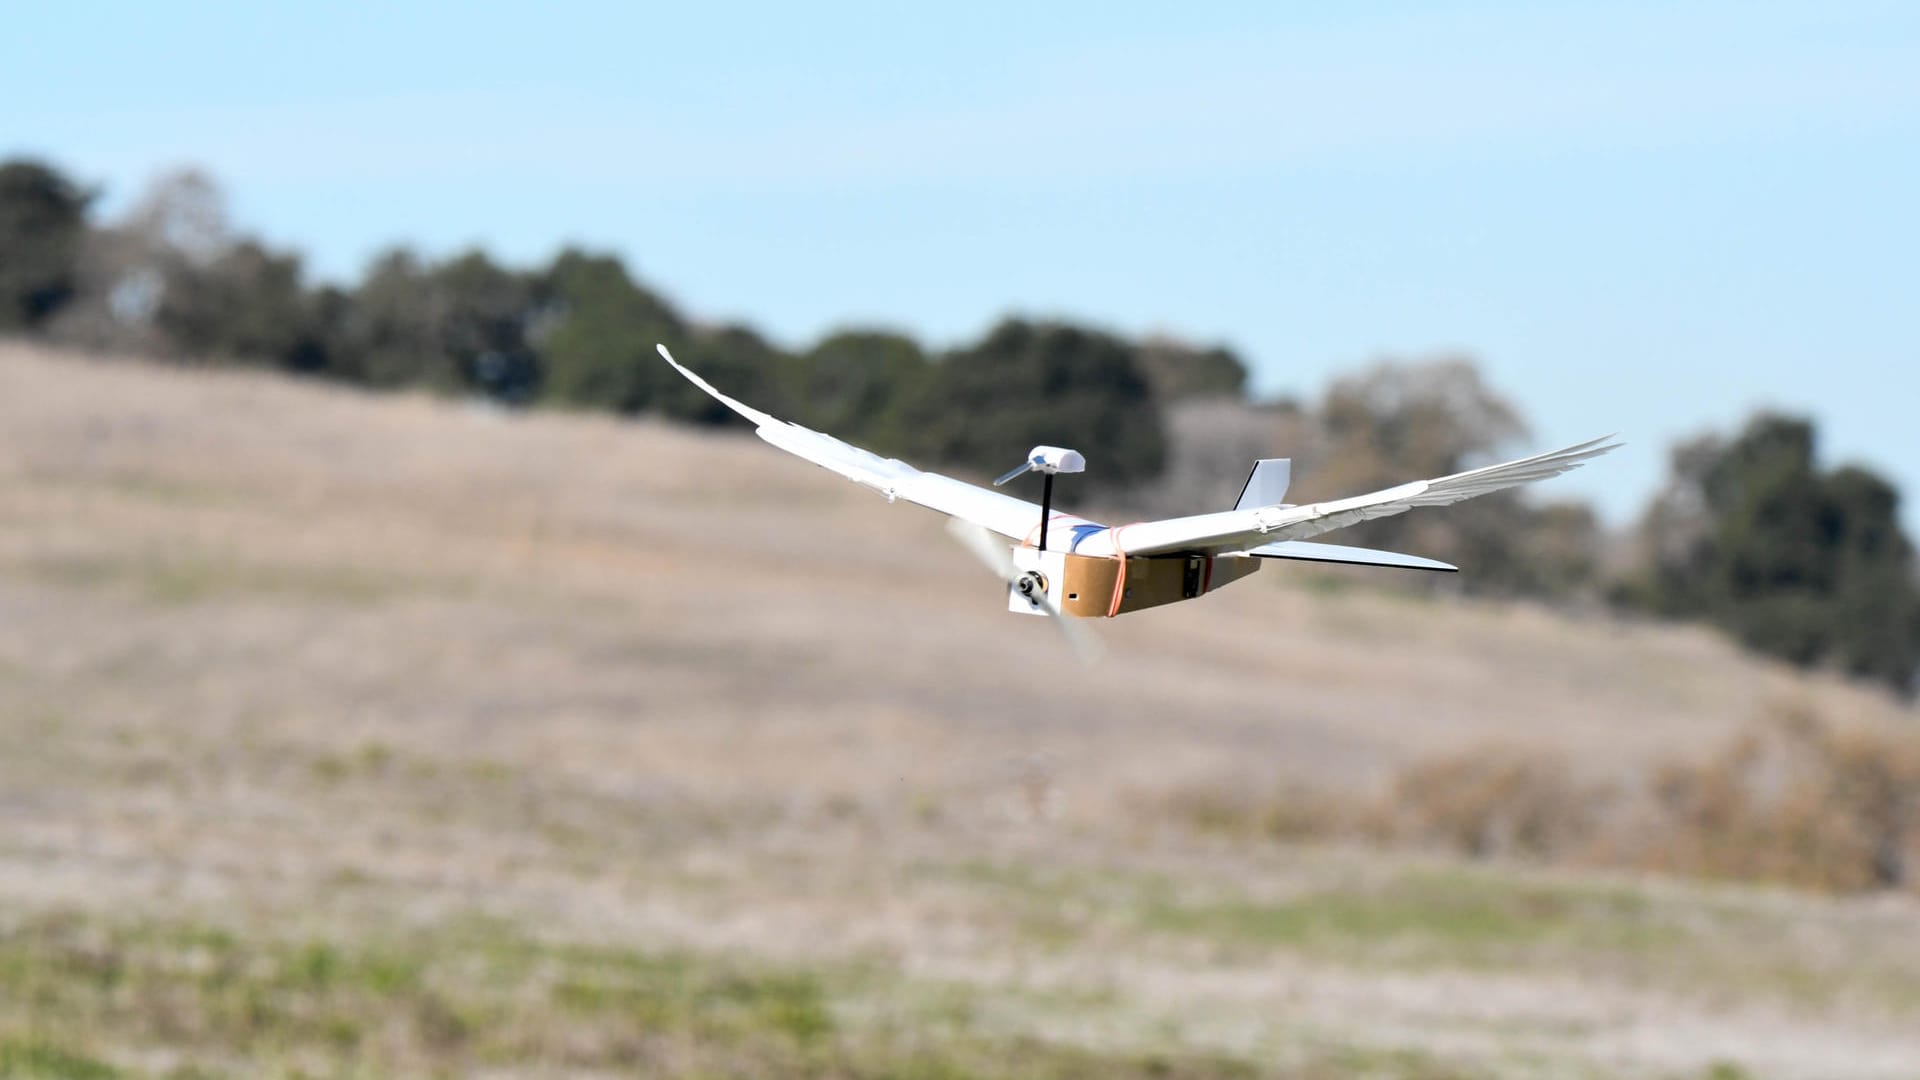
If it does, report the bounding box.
[325,249,455,388]
[45,168,323,368]
[1291,357,1599,595]
[154,238,314,365]
[38,168,223,355]
[120,168,227,265]
[0,158,92,329]
[794,329,929,452]
[429,250,540,400]
[900,319,1166,489]
[1310,357,1529,493]
[308,247,540,397]
[535,250,804,422]
[676,323,800,425]
[1135,337,1248,401]
[537,249,688,413]
[1823,466,1920,686]
[1127,398,1298,518]
[1631,413,1920,693]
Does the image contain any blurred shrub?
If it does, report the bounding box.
[1162,705,1920,895]
[1156,777,1354,842]
[1634,704,1920,891]
[1372,746,1611,860]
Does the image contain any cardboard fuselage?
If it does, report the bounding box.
[1009,546,1262,618]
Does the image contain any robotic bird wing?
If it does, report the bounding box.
[1064,436,1621,558]
[656,344,1093,542]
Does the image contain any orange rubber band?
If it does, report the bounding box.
[1106,523,1143,618]
[1022,512,1072,549]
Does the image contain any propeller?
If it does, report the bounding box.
[945,518,1103,664]
[993,460,1037,487]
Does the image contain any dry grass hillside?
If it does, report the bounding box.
[2,340,1917,1079]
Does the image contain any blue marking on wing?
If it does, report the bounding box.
[1067,524,1107,553]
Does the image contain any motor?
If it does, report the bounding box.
[1014,571,1049,608]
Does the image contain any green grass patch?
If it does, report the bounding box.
[1140,867,1680,965]
[1162,868,1629,941]
[0,909,1274,1078]
[938,858,1686,969]
[0,1035,121,1079]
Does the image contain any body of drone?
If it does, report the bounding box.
[657,344,1616,656]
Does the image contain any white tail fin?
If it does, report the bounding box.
[1234,459,1292,511]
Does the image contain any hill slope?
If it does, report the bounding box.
[2,341,1916,1079]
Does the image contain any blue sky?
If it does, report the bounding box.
[7,1,1917,527]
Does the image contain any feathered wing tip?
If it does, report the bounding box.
[655,343,778,428]
[1412,434,1622,505]
[1250,434,1624,544]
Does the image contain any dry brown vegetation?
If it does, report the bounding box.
[3,341,1919,1079]
[1164,705,1920,896]
[1635,706,1920,892]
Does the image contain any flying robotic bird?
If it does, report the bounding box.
[657,344,1617,659]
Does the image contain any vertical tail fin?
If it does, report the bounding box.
[1233,459,1292,511]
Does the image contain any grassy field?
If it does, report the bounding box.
[2,341,1917,1078]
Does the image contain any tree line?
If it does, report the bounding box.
[0,162,1192,490]
[3,157,1915,693]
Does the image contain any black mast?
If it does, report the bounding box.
[1039,473,1055,550]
